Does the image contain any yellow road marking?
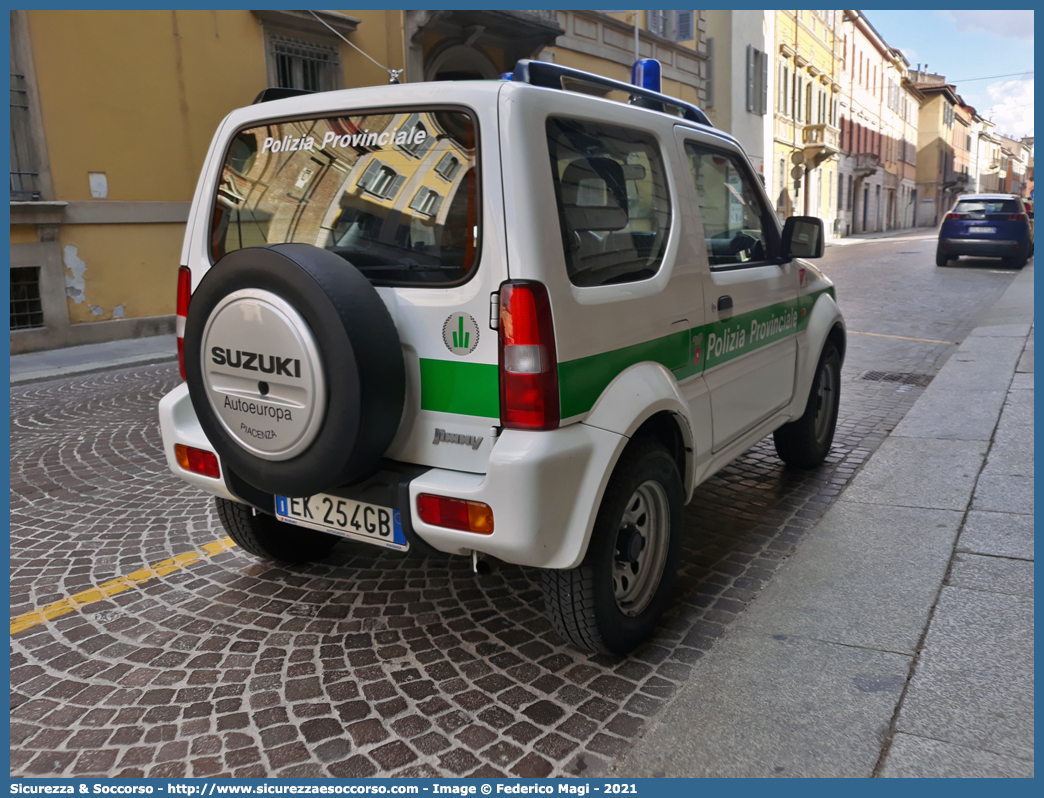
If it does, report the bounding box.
[848,330,955,345]
[10,536,237,636]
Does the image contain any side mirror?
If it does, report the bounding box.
[782,215,825,259]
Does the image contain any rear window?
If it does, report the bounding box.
[953,199,1020,216]
[211,109,479,286]
[546,118,672,287]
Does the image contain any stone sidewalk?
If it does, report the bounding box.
[619,263,1034,778]
[10,334,176,384]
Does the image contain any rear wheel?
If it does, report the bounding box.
[935,247,951,267]
[542,438,682,655]
[183,244,406,498]
[774,341,841,469]
[1004,253,1029,269]
[216,497,338,562]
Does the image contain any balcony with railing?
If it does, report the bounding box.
[854,152,881,175]
[801,123,839,167]
[802,123,840,151]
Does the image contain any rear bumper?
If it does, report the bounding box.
[940,238,1026,258]
[159,381,627,569]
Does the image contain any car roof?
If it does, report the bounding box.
[956,194,1021,201]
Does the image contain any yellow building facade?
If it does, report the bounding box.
[770,10,841,233]
[10,9,707,353]
[914,84,960,227]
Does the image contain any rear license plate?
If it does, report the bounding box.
[275,494,408,551]
[968,227,996,234]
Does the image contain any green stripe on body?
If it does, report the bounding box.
[419,359,499,418]
[420,289,832,419]
[559,288,829,418]
[558,330,690,419]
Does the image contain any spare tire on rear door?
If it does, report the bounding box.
[183,243,405,497]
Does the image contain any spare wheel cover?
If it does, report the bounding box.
[201,288,326,460]
[183,243,405,497]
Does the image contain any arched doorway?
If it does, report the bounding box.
[425,44,499,82]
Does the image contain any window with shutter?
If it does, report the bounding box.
[746,46,755,112]
[415,130,436,158]
[409,187,430,212]
[759,51,768,115]
[357,160,382,191]
[387,174,406,200]
[647,10,662,36]
[706,38,715,107]
[676,10,694,42]
[436,153,460,181]
[399,113,431,157]
[409,186,443,217]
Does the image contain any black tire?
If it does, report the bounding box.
[184,244,405,497]
[935,247,950,267]
[542,438,683,655]
[216,497,338,562]
[773,341,841,469]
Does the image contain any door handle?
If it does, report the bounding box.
[716,295,733,312]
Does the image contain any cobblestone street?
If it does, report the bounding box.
[10,234,1022,778]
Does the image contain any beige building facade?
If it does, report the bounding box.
[913,82,960,227]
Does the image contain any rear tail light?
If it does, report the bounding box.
[416,494,494,534]
[176,266,191,380]
[1007,213,1027,221]
[498,281,559,430]
[174,444,220,479]
[945,213,968,220]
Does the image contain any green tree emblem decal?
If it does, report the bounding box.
[442,313,480,356]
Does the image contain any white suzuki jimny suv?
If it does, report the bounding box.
[159,61,845,654]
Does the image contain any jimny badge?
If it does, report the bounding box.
[443,313,480,356]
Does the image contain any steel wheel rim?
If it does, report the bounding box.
[813,357,837,445]
[612,480,670,617]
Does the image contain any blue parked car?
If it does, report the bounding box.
[937,193,1034,268]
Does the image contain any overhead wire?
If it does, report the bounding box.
[308,10,403,84]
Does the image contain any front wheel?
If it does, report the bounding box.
[542,438,683,655]
[216,497,338,562]
[773,341,842,469]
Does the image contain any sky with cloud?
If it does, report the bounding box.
[867,9,1034,140]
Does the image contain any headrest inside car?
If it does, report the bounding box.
[561,157,629,232]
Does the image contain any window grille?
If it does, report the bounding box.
[272,36,340,93]
[10,266,44,329]
[10,73,40,200]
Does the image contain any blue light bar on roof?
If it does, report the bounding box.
[631,59,662,94]
[511,59,711,128]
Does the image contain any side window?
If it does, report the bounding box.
[546,118,672,287]
[685,142,775,267]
